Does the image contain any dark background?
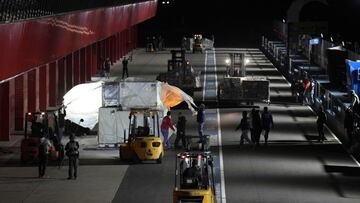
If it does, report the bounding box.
[138,0,360,48]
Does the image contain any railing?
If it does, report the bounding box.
[0,0,150,23]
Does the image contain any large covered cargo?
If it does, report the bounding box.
[218,77,270,103]
[119,81,163,110]
[98,107,164,146]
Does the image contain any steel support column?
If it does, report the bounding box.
[39,65,48,111]
[66,54,73,92]
[0,81,10,141]
[49,62,58,107]
[73,51,80,85]
[14,75,24,130]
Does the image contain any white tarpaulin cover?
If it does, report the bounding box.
[64,78,197,130]
[63,81,103,129]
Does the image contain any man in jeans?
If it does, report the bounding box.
[65,135,80,180]
[161,111,175,149]
[261,107,274,146]
[38,136,51,178]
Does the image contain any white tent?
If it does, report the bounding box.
[63,81,103,129]
[63,78,197,130]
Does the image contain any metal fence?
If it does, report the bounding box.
[0,0,149,23]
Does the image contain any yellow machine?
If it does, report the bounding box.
[193,34,204,53]
[173,152,217,203]
[119,109,164,163]
[21,109,61,163]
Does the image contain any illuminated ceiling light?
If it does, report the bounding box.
[342,41,345,46]
[245,58,250,65]
[320,33,323,38]
[162,1,165,4]
[330,37,333,42]
[225,59,231,65]
[166,1,170,4]
[282,19,286,23]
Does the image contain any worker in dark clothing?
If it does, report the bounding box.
[261,107,274,146]
[122,56,129,79]
[236,111,253,146]
[104,58,111,78]
[174,112,187,149]
[182,159,202,189]
[251,109,262,147]
[31,115,44,137]
[38,136,51,178]
[65,135,80,180]
[317,107,327,142]
[58,107,66,142]
[344,107,354,145]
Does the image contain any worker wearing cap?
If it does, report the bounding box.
[65,135,80,180]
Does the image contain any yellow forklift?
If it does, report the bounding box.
[119,109,164,164]
[173,152,217,203]
[20,108,62,163]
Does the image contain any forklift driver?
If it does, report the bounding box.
[31,115,44,137]
[182,159,202,189]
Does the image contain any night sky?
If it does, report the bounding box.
[138,0,360,48]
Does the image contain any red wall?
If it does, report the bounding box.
[0,1,157,140]
[0,0,157,82]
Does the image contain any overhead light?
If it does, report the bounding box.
[342,41,345,47]
[245,58,250,65]
[162,1,165,4]
[225,59,231,65]
[282,19,286,23]
[166,1,170,4]
[330,37,334,42]
[320,33,324,38]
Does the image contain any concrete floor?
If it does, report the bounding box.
[1,48,360,203]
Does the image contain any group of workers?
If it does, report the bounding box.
[235,107,274,147]
[160,104,206,150]
[101,56,131,79]
[159,104,207,189]
[146,36,165,52]
[32,107,80,180]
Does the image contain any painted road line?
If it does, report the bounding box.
[217,108,226,203]
[203,50,208,102]
[306,106,360,167]
[213,48,226,202]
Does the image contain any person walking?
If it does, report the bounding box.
[236,111,253,146]
[196,104,206,144]
[58,106,66,143]
[249,108,256,143]
[65,135,80,180]
[252,109,262,147]
[174,112,187,149]
[104,58,111,78]
[122,56,129,79]
[38,136,51,178]
[261,107,274,146]
[161,111,175,149]
[317,106,327,142]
